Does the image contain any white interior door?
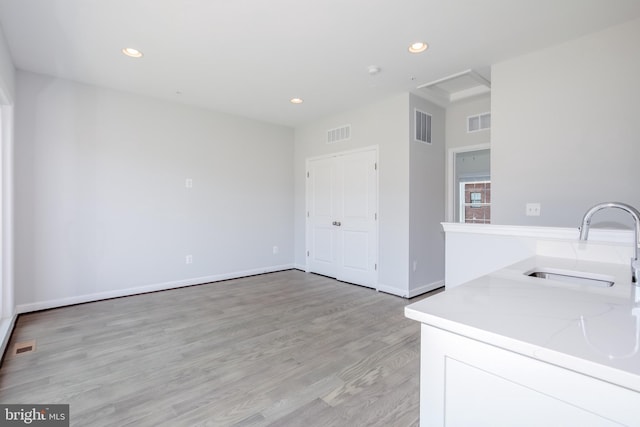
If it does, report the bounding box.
[307,158,337,278]
[306,148,378,288]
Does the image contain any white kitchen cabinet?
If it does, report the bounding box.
[406,229,640,426]
[419,323,639,427]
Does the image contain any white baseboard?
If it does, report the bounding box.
[407,280,444,298]
[15,264,295,314]
[293,263,307,271]
[376,283,408,298]
[0,314,17,361]
[377,280,445,299]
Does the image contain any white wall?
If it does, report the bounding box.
[445,94,491,150]
[0,25,14,103]
[14,71,294,310]
[294,93,446,297]
[294,93,411,295]
[455,150,490,177]
[409,94,445,294]
[492,18,640,227]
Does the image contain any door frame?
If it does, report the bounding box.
[305,145,379,287]
[446,143,491,223]
[0,91,15,356]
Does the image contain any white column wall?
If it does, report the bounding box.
[491,18,640,227]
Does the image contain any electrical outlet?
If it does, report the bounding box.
[185,178,193,189]
[526,203,541,217]
[185,254,193,264]
[273,246,279,255]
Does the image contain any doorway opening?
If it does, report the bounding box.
[0,102,13,323]
[448,145,491,223]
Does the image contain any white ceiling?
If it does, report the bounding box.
[1,0,639,127]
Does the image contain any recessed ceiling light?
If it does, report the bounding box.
[408,42,428,54]
[290,98,303,104]
[122,47,143,58]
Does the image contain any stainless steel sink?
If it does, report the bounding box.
[526,268,614,287]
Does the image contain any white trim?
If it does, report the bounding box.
[304,144,379,163]
[441,222,634,244]
[376,280,444,299]
[376,283,408,298]
[458,173,490,181]
[0,90,15,361]
[408,280,445,298]
[1,105,14,323]
[446,143,490,222]
[15,264,295,314]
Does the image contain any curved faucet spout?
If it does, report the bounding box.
[579,202,640,285]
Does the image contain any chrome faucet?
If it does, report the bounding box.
[579,202,640,285]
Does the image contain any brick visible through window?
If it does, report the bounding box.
[461,181,490,224]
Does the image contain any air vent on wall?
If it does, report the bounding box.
[327,124,351,144]
[468,112,491,132]
[415,109,432,144]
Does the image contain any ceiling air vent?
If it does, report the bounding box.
[327,124,351,144]
[417,69,491,106]
[415,109,432,144]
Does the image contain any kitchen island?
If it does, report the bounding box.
[405,255,640,426]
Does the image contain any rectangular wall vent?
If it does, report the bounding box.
[415,109,432,144]
[327,124,351,144]
[467,112,491,132]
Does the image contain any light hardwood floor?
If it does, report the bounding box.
[0,270,430,427]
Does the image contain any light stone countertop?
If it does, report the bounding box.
[405,256,640,392]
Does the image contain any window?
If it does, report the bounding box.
[470,192,482,208]
[415,109,432,144]
[459,180,491,224]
